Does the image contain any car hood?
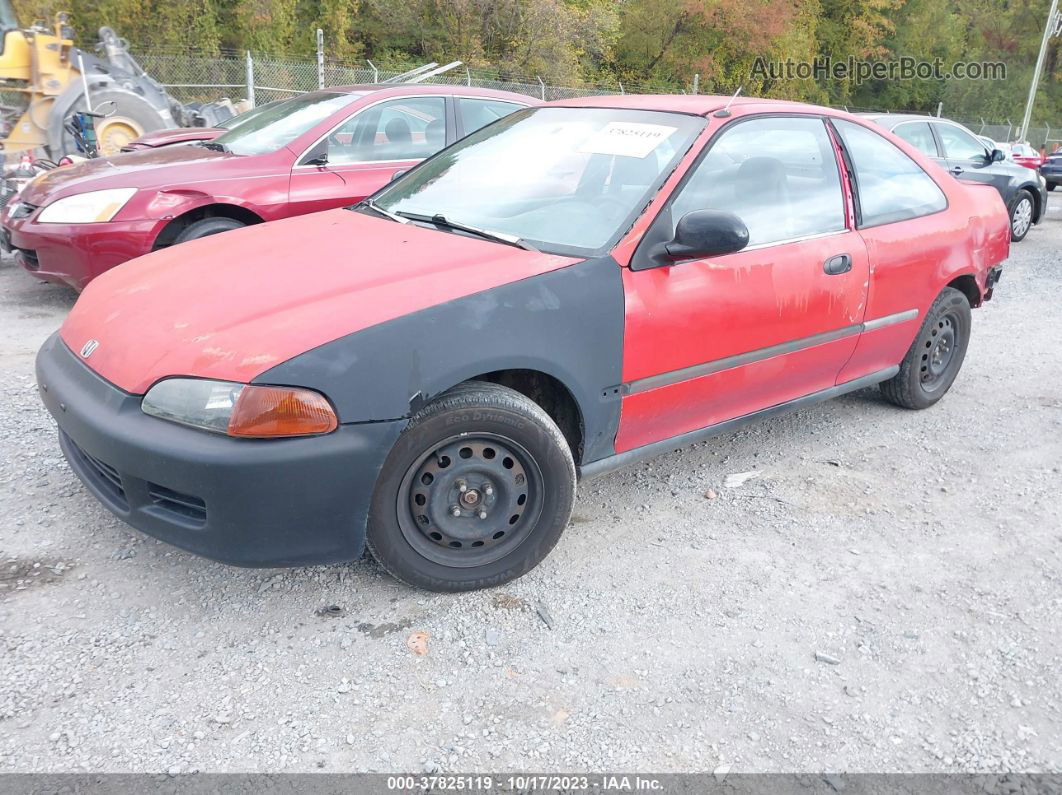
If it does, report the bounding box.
[127,127,223,148]
[60,209,580,395]
[20,145,235,203]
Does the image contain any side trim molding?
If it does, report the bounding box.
[862,307,919,332]
[617,309,918,396]
[579,366,900,481]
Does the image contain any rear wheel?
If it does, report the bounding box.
[1009,190,1035,241]
[367,381,576,592]
[173,217,245,244]
[880,287,971,410]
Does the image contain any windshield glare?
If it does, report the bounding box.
[211,92,360,155]
[374,107,706,254]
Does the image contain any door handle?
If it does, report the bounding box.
[823,254,852,275]
[949,166,964,175]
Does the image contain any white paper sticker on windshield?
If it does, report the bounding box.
[579,122,677,158]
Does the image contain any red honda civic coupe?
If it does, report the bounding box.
[37,95,1010,591]
[2,84,535,289]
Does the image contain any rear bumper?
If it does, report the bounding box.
[36,333,405,566]
[4,216,160,290]
[1041,165,1062,184]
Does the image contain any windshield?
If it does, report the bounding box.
[211,92,359,156]
[216,100,281,131]
[372,107,706,255]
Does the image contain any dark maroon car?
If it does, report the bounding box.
[2,85,535,289]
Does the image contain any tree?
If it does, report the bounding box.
[234,0,299,54]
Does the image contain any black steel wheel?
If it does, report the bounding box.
[880,287,971,410]
[919,312,959,393]
[367,381,576,592]
[397,433,543,568]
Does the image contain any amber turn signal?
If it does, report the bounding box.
[227,385,338,438]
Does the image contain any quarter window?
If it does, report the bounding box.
[669,116,847,247]
[834,119,947,227]
[458,98,524,135]
[934,123,988,161]
[311,96,447,165]
[893,122,939,157]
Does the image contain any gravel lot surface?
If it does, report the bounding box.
[1,197,1060,775]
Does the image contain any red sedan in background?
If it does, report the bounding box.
[1008,142,1044,170]
[2,85,535,289]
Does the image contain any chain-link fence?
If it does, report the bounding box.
[138,52,627,108]
[138,51,1061,151]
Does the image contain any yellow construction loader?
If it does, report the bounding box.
[0,3,231,158]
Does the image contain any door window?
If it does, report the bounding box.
[935,124,989,161]
[309,96,447,165]
[893,122,939,157]
[834,119,947,227]
[669,116,847,247]
[458,98,525,135]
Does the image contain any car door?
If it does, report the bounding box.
[616,115,871,453]
[287,95,450,216]
[892,120,944,163]
[932,121,1010,193]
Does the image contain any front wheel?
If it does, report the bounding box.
[367,381,576,592]
[880,287,971,410]
[1009,190,1035,242]
[173,217,245,244]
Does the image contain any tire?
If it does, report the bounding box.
[1009,190,1035,242]
[52,89,169,159]
[880,287,971,410]
[366,381,576,592]
[173,217,246,244]
[1047,183,1056,192]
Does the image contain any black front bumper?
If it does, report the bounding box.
[36,333,406,567]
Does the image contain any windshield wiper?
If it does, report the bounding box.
[395,211,538,252]
[360,199,409,224]
[200,141,229,152]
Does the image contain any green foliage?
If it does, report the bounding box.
[9,0,1061,123]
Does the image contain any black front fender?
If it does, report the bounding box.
[255,256,627,464]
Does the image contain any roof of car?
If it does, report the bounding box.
[547,94,841,117]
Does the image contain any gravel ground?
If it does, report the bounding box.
[0,197,1060,775]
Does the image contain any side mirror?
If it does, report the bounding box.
[990,148,1006,163]
[390,169,407,182]
[651,210,750,264]
[301,143,328,167]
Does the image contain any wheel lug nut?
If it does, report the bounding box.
[451,506,461,517]
[457,480,467,493]
[484,485,493,496]
[477,509,487,520]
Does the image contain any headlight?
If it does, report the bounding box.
[142,378,338,438]
[37,187,137,223]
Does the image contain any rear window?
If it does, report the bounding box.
[834,119,947,228]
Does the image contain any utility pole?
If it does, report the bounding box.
[1018,0,1061,144]
[316,29,325,90]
